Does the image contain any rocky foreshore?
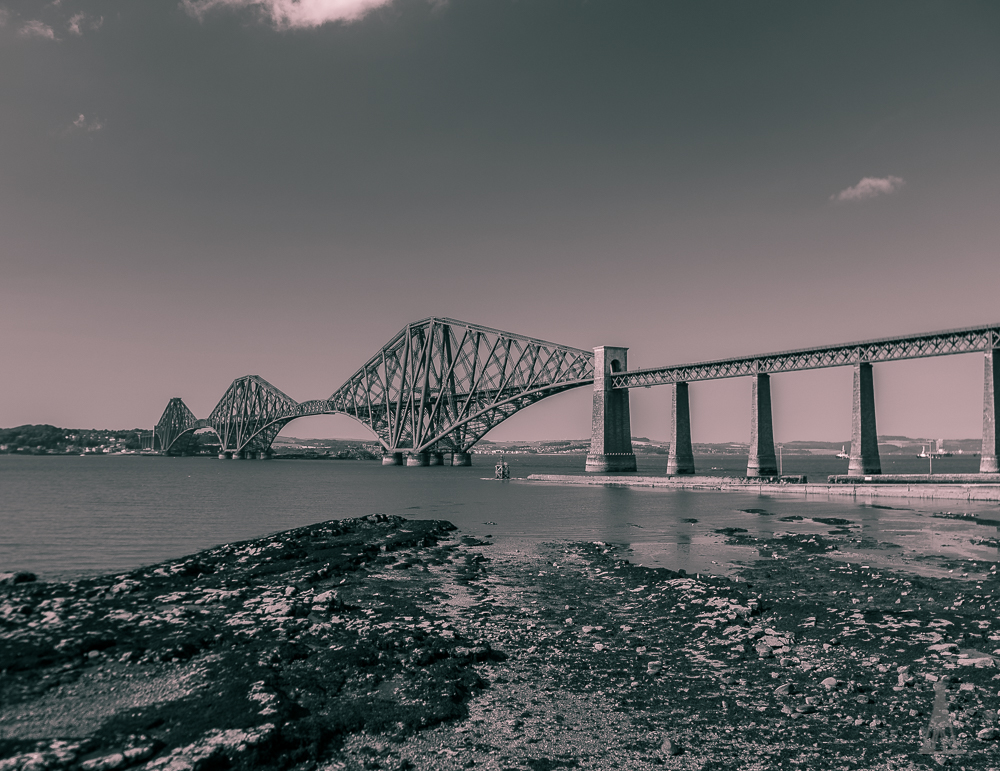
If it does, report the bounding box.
[4,513,1000,770]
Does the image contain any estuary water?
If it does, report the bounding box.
[2,453,999,581]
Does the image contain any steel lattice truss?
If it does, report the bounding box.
[154,398,202,452]
[154,318,595,455]
[613,324,1000,389]
[328,318,595,453]
[207,375,299,455]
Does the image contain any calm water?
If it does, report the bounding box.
[2,453,1000,581]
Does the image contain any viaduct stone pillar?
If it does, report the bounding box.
[585,346,637,473]
[981,348,1000,473]
[848,362,881,475]
[666,382,696,475]
[747,373,778,477]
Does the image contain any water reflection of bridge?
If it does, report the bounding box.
[155,320,1000,475]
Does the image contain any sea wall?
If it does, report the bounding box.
[526,474,1000,502]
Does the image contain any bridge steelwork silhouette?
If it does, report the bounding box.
[154,319,1000,476]
[154,318,596,465]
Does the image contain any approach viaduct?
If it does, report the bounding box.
[154,318,1000,476]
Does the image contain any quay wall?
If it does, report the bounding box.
[525,474,1000,502]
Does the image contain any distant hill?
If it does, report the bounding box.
[1,426,984,458]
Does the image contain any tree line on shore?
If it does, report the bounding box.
[0,424,150,454]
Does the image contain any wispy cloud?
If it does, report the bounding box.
[19,19,56,39]
[832,175,905,202]
[71,114,105,132]
[0,8,9,27]
[68,12,103,35]
[183,0,399,28]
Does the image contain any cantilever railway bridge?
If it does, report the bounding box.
[154,318,596,463]
[154,319,1000,474]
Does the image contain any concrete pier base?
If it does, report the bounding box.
[585,346,637,473]
[257,452,268,460]
[747,374,778,477]
[406,452,429,467]
[982,349,1000,473]
[428,452,444,466]
[667,382,695,475]
[382,452,403,466]
[586,453,637,472]
[848,362,881,475]
[451,452,472,466]
[218,452,230,460]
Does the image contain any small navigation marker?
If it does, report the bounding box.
[495,452,510,480]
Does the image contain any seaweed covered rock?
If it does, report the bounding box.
[0,516,497,770]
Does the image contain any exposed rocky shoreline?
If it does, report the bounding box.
[4,513,1000,769]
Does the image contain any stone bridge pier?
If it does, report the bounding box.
[981,348,1000,473]
[585,346,637,472]
[747,374,778,477]
[667,382,695,475]
[849,362,881,475]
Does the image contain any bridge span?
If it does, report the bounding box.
[154,320,1000,478]
[154,318,595,464]
[587,323,1000,476]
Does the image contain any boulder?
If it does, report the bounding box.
[0,571,36,586]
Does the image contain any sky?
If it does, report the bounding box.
[2,0,999,444]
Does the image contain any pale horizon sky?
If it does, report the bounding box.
[2,0,999,445]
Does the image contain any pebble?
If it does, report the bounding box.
[978,727,1000,741]
[820,677,839,690]
[660,738,681,756]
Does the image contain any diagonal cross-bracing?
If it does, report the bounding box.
[206,375,299,455]
[154,398,201,453]
[612,324,1000,389]
[157,319,595,456]
[328,318,595,453]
